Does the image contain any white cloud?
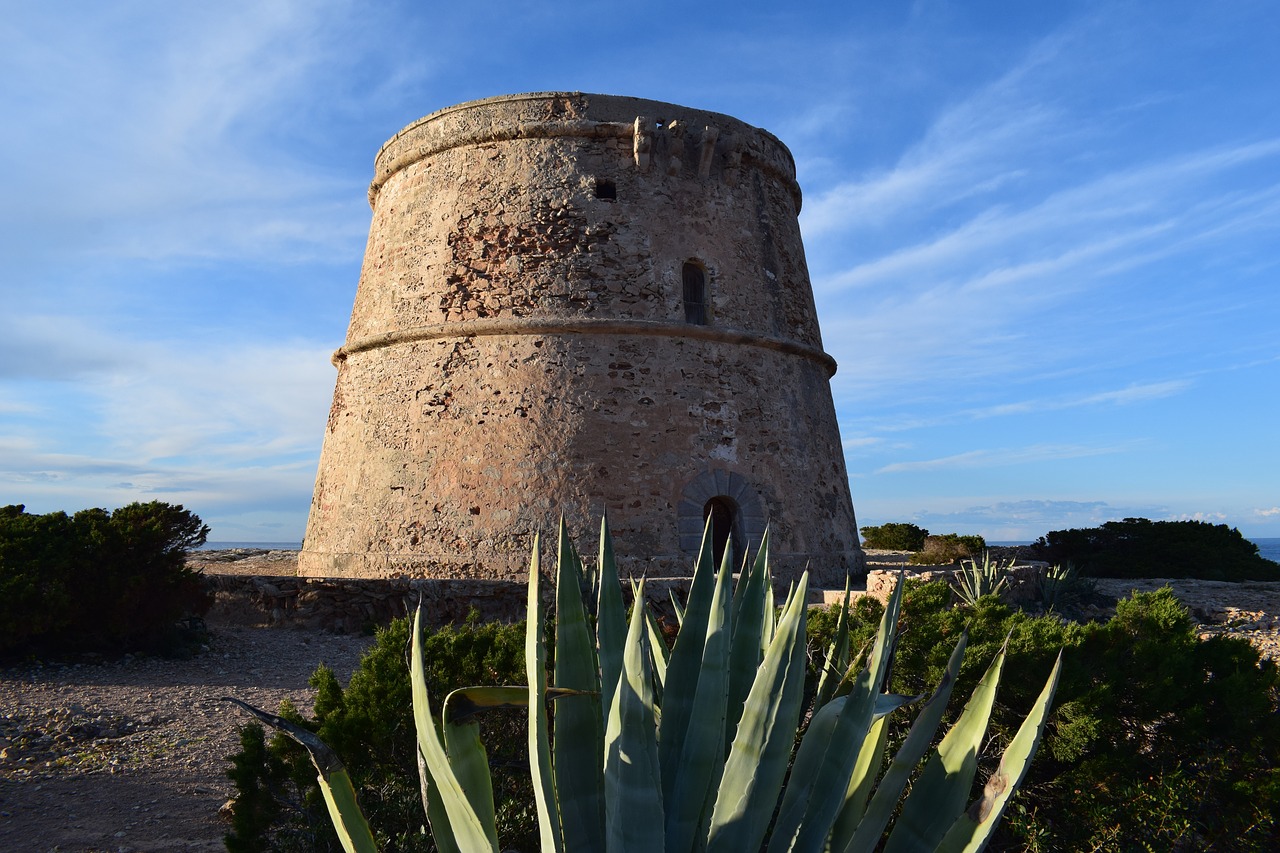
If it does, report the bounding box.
[0,0,372,267]
[855,498,1171,541]
[0,316,335,537]
[1170,511,1229,523]
[875,443,1128,475]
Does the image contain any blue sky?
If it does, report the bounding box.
[2,1,1278,543]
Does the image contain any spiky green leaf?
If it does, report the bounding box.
[604,578,664,851]
[706,572,809,853]
[935,652,1063,853]
[554,519,606,853]
[524,535,563,852]
[224,697,379,853]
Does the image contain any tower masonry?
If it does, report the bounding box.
[300,92,863,586]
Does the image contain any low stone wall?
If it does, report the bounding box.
[863,562,1050,606]
[202,574,698,633]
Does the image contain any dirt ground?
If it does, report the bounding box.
[0,569,376,851]
[2,552,1278,852]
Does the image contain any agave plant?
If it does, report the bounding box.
[952,552,1013,608]
[1037,562,1088,614]
[231,518,1060,852]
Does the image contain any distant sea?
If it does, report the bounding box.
[198,538,1280,563]
[991,538,1280,564]
[198,541,301,551]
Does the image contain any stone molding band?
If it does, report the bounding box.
[333,317,838,376]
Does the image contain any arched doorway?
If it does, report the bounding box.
[677,469,766,564]
[703,496,739,567]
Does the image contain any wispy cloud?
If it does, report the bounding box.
[966,380,1191,421]
[819,140,1280,297]
[0,1,372,267]
[1,316,334,524]
[875,442,1128,475]
[840,379,1191,440]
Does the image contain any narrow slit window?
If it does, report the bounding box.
[683,262,708,325]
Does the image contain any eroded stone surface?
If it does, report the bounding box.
[301,93,861,585]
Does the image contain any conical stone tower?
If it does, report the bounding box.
[300,92,862,586]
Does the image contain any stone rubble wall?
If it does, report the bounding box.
[863,562,1051,606]
[203,572,698,633]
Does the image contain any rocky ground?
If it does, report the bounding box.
[2,550,1278,851]
[0,552,374,852]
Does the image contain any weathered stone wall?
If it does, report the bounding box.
[301,92,862,586]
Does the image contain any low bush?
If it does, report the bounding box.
[226,612,530,852]
[808,579,1280,850]
[908,532,987,565]
[0,502,210,658]
[859,522,928,550]
[1033,517,1280,580]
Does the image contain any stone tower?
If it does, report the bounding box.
[299,92,862,586]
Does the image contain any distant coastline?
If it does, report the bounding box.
[197,538,1280,563]
[198,541,301,551]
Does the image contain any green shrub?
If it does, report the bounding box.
[824,579,1280,850]
[0,502,210,658]
[1034,517,1280,580]
[909,532,987,565]
[232,522,1061,851]
[225,612,530,852]
[859,522,928,550]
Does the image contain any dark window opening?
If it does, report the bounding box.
[595,179,617,200]
[683,262,708,325]
[703,497,739,568]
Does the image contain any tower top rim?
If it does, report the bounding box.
[369,92,799,208]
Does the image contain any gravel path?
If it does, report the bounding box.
[0,620,375,851]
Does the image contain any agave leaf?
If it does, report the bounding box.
[725,528,772,745]
[224,697,378,853]
[884,631,1000,852]
[762,573,778,651]
[664,547,734,851]
[553,519,606,853]
[524,536,563,852]
[318,768,380,853]
[659,515,718,805]
[771,576,907,853]
[852,631,968,853]
[597,516,626,732]
[814,575,853,712]
[706,571,810,853]
[441,715,498,844]
[830,713,888,843]
[935,652,1063,853]
[408,609,499,852]
[629,578,670,698]
[604,578,665,851]
[768,691,853,853]
[441,686,528,724]
[417,745,461,853]
[441,685,590,724]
